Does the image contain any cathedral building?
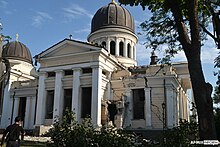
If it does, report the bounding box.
[0,1,191,135]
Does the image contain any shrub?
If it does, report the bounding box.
[160,119,199,147]
[45,110,148,147]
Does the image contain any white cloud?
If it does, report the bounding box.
[0,0,8,8]
[32,11,53,28]
[62,4,92,21]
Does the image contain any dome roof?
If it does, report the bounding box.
[91,1,134,33]
[2,41,33,64]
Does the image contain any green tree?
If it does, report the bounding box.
[119,0,219,139]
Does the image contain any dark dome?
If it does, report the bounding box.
[91,1,134,33]
[2,41,33,64]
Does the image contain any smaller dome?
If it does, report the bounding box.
[2,41,33,64]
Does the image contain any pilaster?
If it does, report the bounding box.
[144,88,152,128]
[123,89,132,128]
[115,38,119,56]
[166,86,174,128]
[123,39,127,57]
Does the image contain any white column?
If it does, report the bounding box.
[53,70,63,122]
[123,39,127,57]
[24,97,31,129]
[173,89,178,126]
[115,38,119,56]
[106,39,110,53]
[30,97,36,129]
[1,82,12,127]
[91,66,102,127]
[179,88,183,119]
[122,89,132,128]
[144,88,152,128]
[13,98,20,122]
[36,72,47,125]
[166,86,174,129]
[72,68,81,122]
[133,46,136,60]
[130,43,134,59]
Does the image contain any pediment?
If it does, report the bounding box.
[38,39,101,59]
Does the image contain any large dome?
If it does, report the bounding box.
[91,1,134,33]
[2,41,33,64]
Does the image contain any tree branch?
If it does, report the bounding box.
[199,23,219,43]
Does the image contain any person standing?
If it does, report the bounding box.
[1,116,25,147]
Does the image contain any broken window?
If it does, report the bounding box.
[45,90,54,119]
[133,89,145,119]
[81,87,92,118]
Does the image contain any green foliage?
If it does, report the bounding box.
[161,119,199,147]
[214,108,220,140]
[213,86,220,104]
[45,110,149,147]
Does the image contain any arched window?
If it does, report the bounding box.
[127,43,131,58]
[110,41,115,55]
[102,41,106,48]
[119,42,124,56]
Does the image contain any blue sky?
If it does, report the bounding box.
[0,0,219,88]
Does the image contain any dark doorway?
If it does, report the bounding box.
[81,87,92,118]
[18,97,27,126]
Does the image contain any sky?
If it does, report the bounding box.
[0,0,219,89]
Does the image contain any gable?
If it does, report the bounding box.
[38,39,101,59]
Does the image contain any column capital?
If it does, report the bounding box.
[55,70,63,73]
[39,71,47,76]
[72,68,81,71]
[91,65,104,70]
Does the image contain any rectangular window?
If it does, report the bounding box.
[82,68,92,74]
[81,87,92,118]
[64,70,73,76]
[133,89,145,119]
[47,72,55,77]
[45,90,54,119]
[63,89,72,113]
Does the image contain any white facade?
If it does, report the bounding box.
[0,2,192,135]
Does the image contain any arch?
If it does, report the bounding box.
[110,41,116,55]
[102,41,106,48]
[127,43,131,58]
[119,41,124,56]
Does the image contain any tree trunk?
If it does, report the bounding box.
[186,48,216,140]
